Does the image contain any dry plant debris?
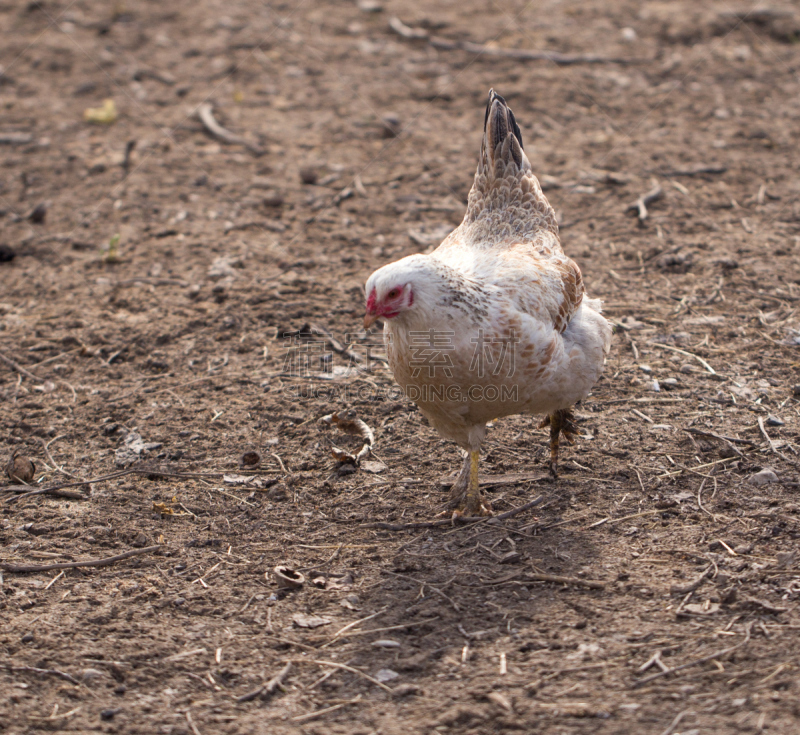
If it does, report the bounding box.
[1,2,800,734]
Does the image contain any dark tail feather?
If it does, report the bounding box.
[483,89,524,169]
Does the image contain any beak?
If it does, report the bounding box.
[363,311,379,330]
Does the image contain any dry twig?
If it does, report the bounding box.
[626,182,662,224]
[0,351,44,383]
[389,17,636,64]
[1,545,160,573]
[0,132,33,144]
[633,623,752,687]
[524,571,605,589]
[649,342,717,374]
[307,660,392,692]
[10,665,80,685]
[237,661,292,703]
[660,164,726,177]
[196,103,264,155]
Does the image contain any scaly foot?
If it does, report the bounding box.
[448,449,492,517]
[539,408,578,478]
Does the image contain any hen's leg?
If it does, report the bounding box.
[539,408,578,478]
[448,450,491,516]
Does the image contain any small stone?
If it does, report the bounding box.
[392,683,420,697]
[679,363,695,374]
[766,415,785,427]
[375,668,399,683]
[793,385,800,397]
[372,639,401,648]
[638,364,652,374]
[621,27,637,42]
[0,244,17,262]
[266,482,289,501]
[82,668,105,684]
[113,684,127,695]
[381,113,402,138]
[28,202,47,224]
[101,709,119,721]
[487,691,513,712]
[262,192,284,207]
[661,378,679,390]
[748,469,779,486]
[647,380,660,392]
[299,167,318,185]
[357,0,383,11]
[21,634,33,643]
[292,613,331,628]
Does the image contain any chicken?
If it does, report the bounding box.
[364,90,611,516]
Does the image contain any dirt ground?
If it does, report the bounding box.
[2,1,800,733]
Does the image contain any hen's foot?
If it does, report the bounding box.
[539,408,578,478]
[447,450,492,517]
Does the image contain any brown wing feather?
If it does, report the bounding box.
[553,257,584,333]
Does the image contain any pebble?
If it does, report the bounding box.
[766,415,785,427]
[646,380,660,392]
[638,364,652,374]
[299,167,318,185]
[680,363,695,374]
[101,709,119,721]
[375,668,400,683]
[748,469,779,486]
[82,668,106,685]
[661,378,679,390]
[372,639,401,648]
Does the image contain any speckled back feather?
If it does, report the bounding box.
[462,90,559,249]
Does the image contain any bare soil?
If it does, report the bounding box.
[2,1,800,733]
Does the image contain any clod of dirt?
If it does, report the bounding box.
[381,113,401,138]
[5,451,36,483]
[266,483,289,501]
[0,244,16,262]
[238,450,261,469]
[375,668,399,683]
[28,202,47,224]
[207,255,243,280]
[748,469,779,486]
[131,532,150,548]
[299,166,318,185]
[273,566,304,589]
[115,433,162,467]
[262,191,284,207]
[292,613,331,628]
[357,0,383,13]
[81,668,106,685]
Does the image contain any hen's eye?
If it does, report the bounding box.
[387,288,400,299]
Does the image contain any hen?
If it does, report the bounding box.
[364,90,611,516]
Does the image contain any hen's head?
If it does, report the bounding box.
[364,254,437,329]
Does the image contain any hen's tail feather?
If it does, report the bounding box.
[464,89,559,242]
[485,89,523,152]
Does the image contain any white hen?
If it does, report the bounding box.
[364,90,611,515]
